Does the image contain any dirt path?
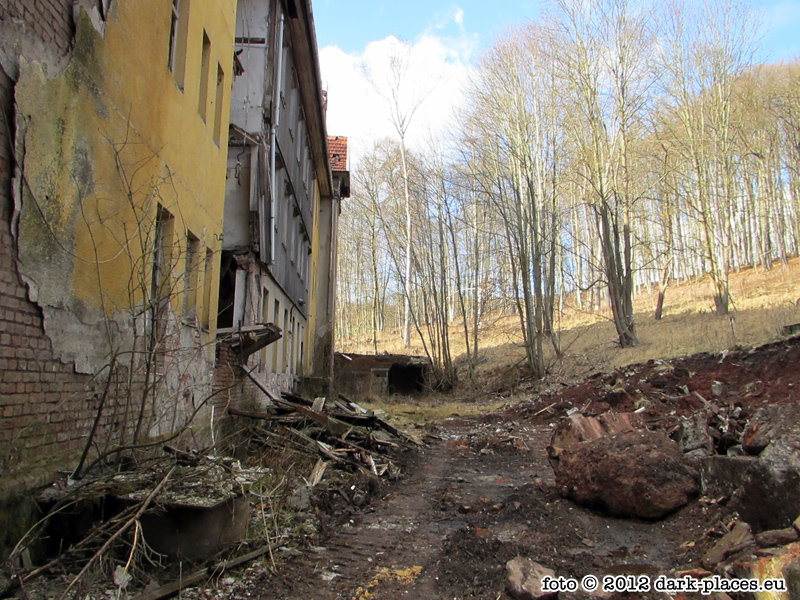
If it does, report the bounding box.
[181,339,800,599]
[235,414,713,600]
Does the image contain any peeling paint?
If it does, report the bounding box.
[8,0,235,427]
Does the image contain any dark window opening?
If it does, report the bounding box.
[388,363,425,395]
[217,251,236,328]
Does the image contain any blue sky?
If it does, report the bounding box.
[314,1,800,166]
[314,1,800,62]
[313,1,540,55]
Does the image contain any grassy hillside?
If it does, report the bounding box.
[339,258,800,410]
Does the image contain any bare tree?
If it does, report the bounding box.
[361,42,433,347]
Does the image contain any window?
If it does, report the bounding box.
[152,207,176,300]
[283,309,289,372]
[260,288,270,367]
[183,232,201,320]
[201,248,214,330]
[302,145,310,190]
[272,299,280,372]
[296,118,304,164]
[168,0,190,89]
[168,0,180,70]
[198,30,211,122]
[213,63,225,145]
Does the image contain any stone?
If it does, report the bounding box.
[676,412,714,456]
[505,557,558,600]
[695,455,757,498]
[701,521,755,568]
[755,526,799,548]
[547,412,643,467]
[784,558,800,600]
[552,430,697,519]
[741,403,800,455]
[287,485,312,511]
[732,409,800,532]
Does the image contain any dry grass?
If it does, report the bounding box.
[357,395,510,430]
[339,258,800,418]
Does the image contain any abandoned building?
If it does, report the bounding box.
[334,353,431,400]
[0,0,237,507]
[0,0,344,554]
[215,0,348,411]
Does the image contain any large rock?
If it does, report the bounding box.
[547,412,643,467]
[732,433,800,532]
[741,403,799,455]
[730,402,800,532]
[506,557,558,600]
[552,430,698,519]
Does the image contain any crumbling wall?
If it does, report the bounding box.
[0,0,234,509]
[0,2,101,484]
[0,0,105,557]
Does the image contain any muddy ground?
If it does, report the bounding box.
[6,337,799,599]
[174,337,800,600]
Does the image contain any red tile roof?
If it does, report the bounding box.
[328,136,348,172]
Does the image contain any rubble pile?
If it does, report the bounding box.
[229,391,419,480]
[526,337,800,595]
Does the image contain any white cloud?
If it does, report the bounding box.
[320,26,476,167]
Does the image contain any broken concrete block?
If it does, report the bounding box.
[676,412,714,455]
[702,521,755,569]
[505,557,558,600]
[733,421,800,532]
[696,455,757,498]
[139,495,250,561]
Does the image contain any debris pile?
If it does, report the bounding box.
[0,380,418,599]
[518,337,800,596]
[229,381,419,480]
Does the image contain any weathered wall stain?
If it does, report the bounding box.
[1,0,236,506]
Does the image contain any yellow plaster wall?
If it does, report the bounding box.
[305,180,322,374]
[14,0,236,351]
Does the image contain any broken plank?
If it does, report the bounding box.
[374,417,422,446]
[308,459,328,486]
[134,545,271,600]
[243,368,280,402]
[292,404,352,437]
[228,407,276,420]
[316,441,372,475]
[281,391,313,406]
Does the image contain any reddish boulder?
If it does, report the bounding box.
[547,412,643,467]
[552,430,698,519]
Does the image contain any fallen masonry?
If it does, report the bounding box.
[0,386,416,599]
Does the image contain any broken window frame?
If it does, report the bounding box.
[183,231,201,324]
[168,0,190,89]
[198,30,212,122]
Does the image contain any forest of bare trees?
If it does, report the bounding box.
[335,0,800,387]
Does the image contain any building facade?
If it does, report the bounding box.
[0,0,236,505]
[216,0,347,406]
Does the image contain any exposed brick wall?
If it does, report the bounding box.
[212,341,242,444]
[0,0,74,58]
[0,1,105,505]
[0,59,103,494]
